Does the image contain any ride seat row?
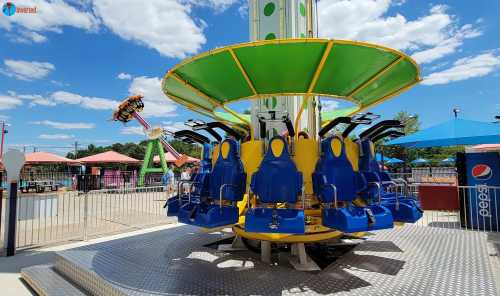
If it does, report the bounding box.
[167,134,421,234]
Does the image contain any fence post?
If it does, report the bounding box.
[83,192,88,241]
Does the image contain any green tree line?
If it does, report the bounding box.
[66,139,202,161]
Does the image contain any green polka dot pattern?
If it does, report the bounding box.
[263,2,275,16]
[265,33,276,40]
[299,2,306,17]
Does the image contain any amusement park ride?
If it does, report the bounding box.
[119,0,424,266]
[112,95,187,186]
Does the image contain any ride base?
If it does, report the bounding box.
[22,224,498,296]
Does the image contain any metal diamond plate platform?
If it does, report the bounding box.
[23,225,499,296]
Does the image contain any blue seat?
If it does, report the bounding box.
[366,204,393,230]
[381,198,423,223]
[358,139,422,223]
[313,136,394,232]
[166,172,209,216]
[178,139,246,228]
[166,143,212,217]
[245,136,305,234]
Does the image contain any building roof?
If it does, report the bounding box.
[153,152,199,164]
[76,151,141,165]
[25,152,79,165]
[471,144,500,152]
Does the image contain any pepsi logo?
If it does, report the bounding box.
[472,164,492,180]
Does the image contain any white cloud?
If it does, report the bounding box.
[318,1,481,64]
[92,0,206,58]
[184,0,240,12]
[0,0,99,33]
[128,76,177,117]
[117,72,132,80]
[412,24,481,64]
[321,100,340,112]
[238,2,248,18]
[0,94,23,110]
[51,91,119,110]
[121,126,145,136]
[162,121,190,132]
[2,59,55,80]
[39,134,75,140]
[13,31,48,44]
[18,94,56,107]
[422,53,500,85]
[31,120,95,130]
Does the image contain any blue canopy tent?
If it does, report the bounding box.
[440,157,456,165]
[375,153,403,164]
[386,157,404,164]
[376,153,389,163]
[387,119,500,148]
[412,158,429,165]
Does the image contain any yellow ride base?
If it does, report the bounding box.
[232,225,344,243]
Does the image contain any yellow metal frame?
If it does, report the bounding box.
[169,73,254,139]
[346,56,403,99]
[294,40,333,135]
[232,225,343,243]
[162,38,421,126]
[229,48,257,96]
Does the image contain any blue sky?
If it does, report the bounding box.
[0,0,499,155]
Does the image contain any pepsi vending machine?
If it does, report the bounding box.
[457,152,500,231]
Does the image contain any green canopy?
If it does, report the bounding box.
[162,39,421,125]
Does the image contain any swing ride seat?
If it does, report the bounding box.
[245,137,305,234]
[178,139,246,228]
[313,136,395,232]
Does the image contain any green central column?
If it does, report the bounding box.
[249,0,319,141]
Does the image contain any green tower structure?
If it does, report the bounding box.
[138,138,168,187]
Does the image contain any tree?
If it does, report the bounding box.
[377,111,421,163]
[394,111,420,135]
[66,139,201,161]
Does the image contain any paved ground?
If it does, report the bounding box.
[0,224,179,296]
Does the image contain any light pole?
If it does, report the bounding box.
[0,121,7,158]
[453,107,460,119]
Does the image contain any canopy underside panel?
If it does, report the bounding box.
[162,39,421,125]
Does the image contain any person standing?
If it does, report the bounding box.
[162,165,175,196]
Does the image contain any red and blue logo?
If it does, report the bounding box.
[472,164,493,180]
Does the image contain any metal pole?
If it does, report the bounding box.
[74,141,78,159]
[83,192,88,241]
[6,181,18,256]
[0,121,5,157]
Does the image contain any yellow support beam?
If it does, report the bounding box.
[170,73,253,139]
[229,48,257,95]
[346,56,403,99]
[170,74,222,108]
[295,40,334,135]
[355,79,422,114]
[165,93,216,118]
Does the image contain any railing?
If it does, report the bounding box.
[388,183,499,233]
[388,168,457,185]
[3,186,176,250]
[2,182,498,251]
[3,173,177,192]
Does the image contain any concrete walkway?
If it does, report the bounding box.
[0,224,181,296]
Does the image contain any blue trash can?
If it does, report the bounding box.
[457,152,500,231]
